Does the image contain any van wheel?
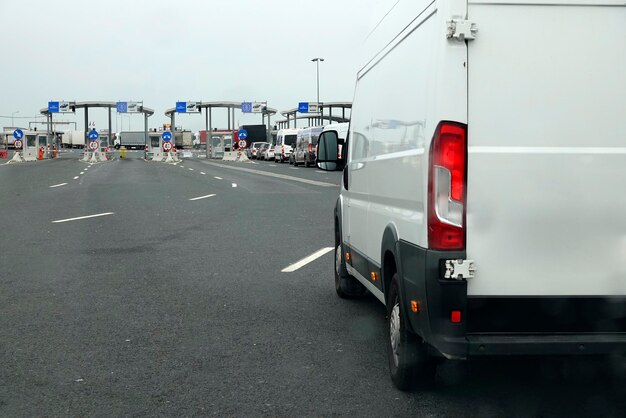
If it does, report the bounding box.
[387,274,436,390]
[334,243,366,299]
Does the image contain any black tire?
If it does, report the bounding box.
[334,221,367,299]
[387,274,436,390]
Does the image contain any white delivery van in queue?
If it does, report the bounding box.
[273,128,299,163]
[316,0,626,390]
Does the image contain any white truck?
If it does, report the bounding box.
[317,0,626,390]
[61,131,86,148]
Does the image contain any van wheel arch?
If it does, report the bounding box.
[381,225,400,299]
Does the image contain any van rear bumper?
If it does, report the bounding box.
[397,241,626,359]
[466,333,626,356]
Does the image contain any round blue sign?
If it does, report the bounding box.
[161,131,172,142]
[88,130,99,140]
[238,129,248,140]
[13,129,24,140]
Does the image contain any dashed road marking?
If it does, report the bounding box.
[214,176,222,180]
[232,183,237,188]
[200,172,206,175]
[189,168,194,171]
[281,247,334,272]
[73,176,79,180]
[52,212,114,223]
[189,194,216,201]
[49,183,68,188]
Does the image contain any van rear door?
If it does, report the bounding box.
[465,0,626,296]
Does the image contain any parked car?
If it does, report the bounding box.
[249,142,268,159]
[258,143,274,161]
[316,0,626,391]
[273,129,298,163]
[256,143,268,160]
[294,126,323,167]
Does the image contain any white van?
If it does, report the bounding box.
[273,128,299,163]
[317,0,626,390]
[293,126,323,167]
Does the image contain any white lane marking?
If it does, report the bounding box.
[52,212,114,223]
[200,172,206,175]
[73,176,79,180]
[204,162,337,188]
[49,183,68,188]
[189,194,216,201]
[80,172,84,174]
[289,167,299,170]
[214,176,222,180]
[269,164,277,167]
[189,168,194,171]
[232,183,237,188]
[281,247,334,273]
[180,166,185,168]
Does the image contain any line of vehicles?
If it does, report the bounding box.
[247,123,347,168]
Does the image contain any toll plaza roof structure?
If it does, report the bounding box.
[276,102,352,129]
[164,101,278,131]
[39,101,155,156]
[40,101,155,117]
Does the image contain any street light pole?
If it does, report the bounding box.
[311,57,324,105]
[11,110,19,127]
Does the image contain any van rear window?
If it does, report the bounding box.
[284,135,297,146]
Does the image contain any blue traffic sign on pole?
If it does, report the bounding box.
[238,129,248,140]
[13,129,24,140]
[176,102,187,113]
[161,131,172,142]
[298,102,309,113]
[88,130,99,141]
[48,101,60,113]
[241,102,252,113]
[117,101,128,113]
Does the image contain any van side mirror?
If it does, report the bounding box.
[316,131,339,171]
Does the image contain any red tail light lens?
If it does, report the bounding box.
[428,122,467,250]
[308,143,312,153]
[282,145,285,154]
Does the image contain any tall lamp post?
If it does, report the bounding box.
[11,110,19,127]
[311,57,324,105]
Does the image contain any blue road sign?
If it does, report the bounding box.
[238,129,248,140]
[13,129,24,140]
[161,131,172,142]
[48,101,60,113]
[117,101,128,113]
[88,130,99,141]
[176,102,187,113]
[298,102,309,113]
[241,102,252,113]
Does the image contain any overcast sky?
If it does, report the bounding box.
[0,0,396,132]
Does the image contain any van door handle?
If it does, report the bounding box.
[343,167,349,190]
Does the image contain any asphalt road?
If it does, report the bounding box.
[1,154,624,417]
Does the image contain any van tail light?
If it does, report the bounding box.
[428,122,467,250]
[308,143,312,153]
[282,145,285,154]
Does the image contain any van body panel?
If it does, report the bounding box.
[349,2,467,263]
[465,2,626,296]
